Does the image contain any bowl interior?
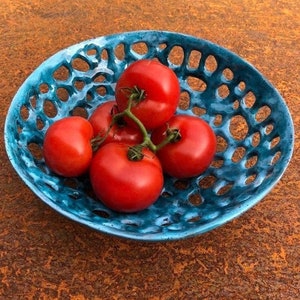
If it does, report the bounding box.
[5,31,294,241]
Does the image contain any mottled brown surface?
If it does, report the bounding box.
[1,0,299,299]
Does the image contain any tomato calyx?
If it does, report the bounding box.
[169,128,181,142]
[124,125,181,161]
[160,126,182,145]
[120,85,146,105]
[127,144,145,161]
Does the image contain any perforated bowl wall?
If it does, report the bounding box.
[5,31,294,241]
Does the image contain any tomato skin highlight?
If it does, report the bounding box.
[115,59,180,130]
[89,100,143,146]
[90,143,164,213]
[43,116,94,177]
[151,115,217,178]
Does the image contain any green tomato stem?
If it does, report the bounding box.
[113,104,180,154]
[91,118,117,152]
[155,128,181,151]
[101,87,181,160]
[124,109,157,152]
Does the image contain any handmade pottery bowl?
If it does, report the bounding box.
[5,31,294,241]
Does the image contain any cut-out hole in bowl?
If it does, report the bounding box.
[168,45,185,66]
[74,80,85,91]
[96,86,107,96]
[114,43,125,60]
[188,194,203,206]
[161,191,173,198]
[187,76,207,92]
[36,117,45,130]
[71,57,90,72]
[158,43,167,51]
[56,87,70,102]
[86,91,93,102]
[174,179,189,190]
[265,123,274,135]
[39,83,49,94]
[222,68,234,81]
[213,114,223,126]
[216,182,234,196]
[43,100,57,118]
[251,131,261,147]
[217,84,230,99]
[245,154,258,168]
[27,142,43,161]
[271,151,281,165]
[71,106,88,118]
[243,91,256,108]
[53,65,70,81]
[17,123,23,134]
[204,55,218,73]
[256,105,272,123]
[29,95,37,109]
[131,42,149,57]
[86,47,98,57]
[93,74,106,83]
[199,175,217,189]
[187,215,201,223]
[192,106,206,116]
[93,209,110,218]
[179,91,190,110]
[231,146,246,163]
[211,159,224,168]
[229,114,249,141]
[270,136,281,149]
[100,49,109,61]
[216,135,228,153]
[233,99,240,110]
[20,105,30,120]
[245,173,257,185]
[63,178,79,189]
[238,81,246,92]
[188,49,202,69]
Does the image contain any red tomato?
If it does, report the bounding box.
[115,59,180,130]
[89,143,164,213]
[89,100,143,146]
[151,115,217,178]
[43,116,93,177]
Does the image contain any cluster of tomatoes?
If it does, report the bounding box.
[43,60,217,213]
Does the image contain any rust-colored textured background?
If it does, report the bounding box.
[1,0,299,299]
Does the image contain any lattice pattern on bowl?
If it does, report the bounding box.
[5,31,294,241]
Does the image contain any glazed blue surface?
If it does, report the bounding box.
[4,31,294,241]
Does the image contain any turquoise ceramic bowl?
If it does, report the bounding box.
[4,31,294,241]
